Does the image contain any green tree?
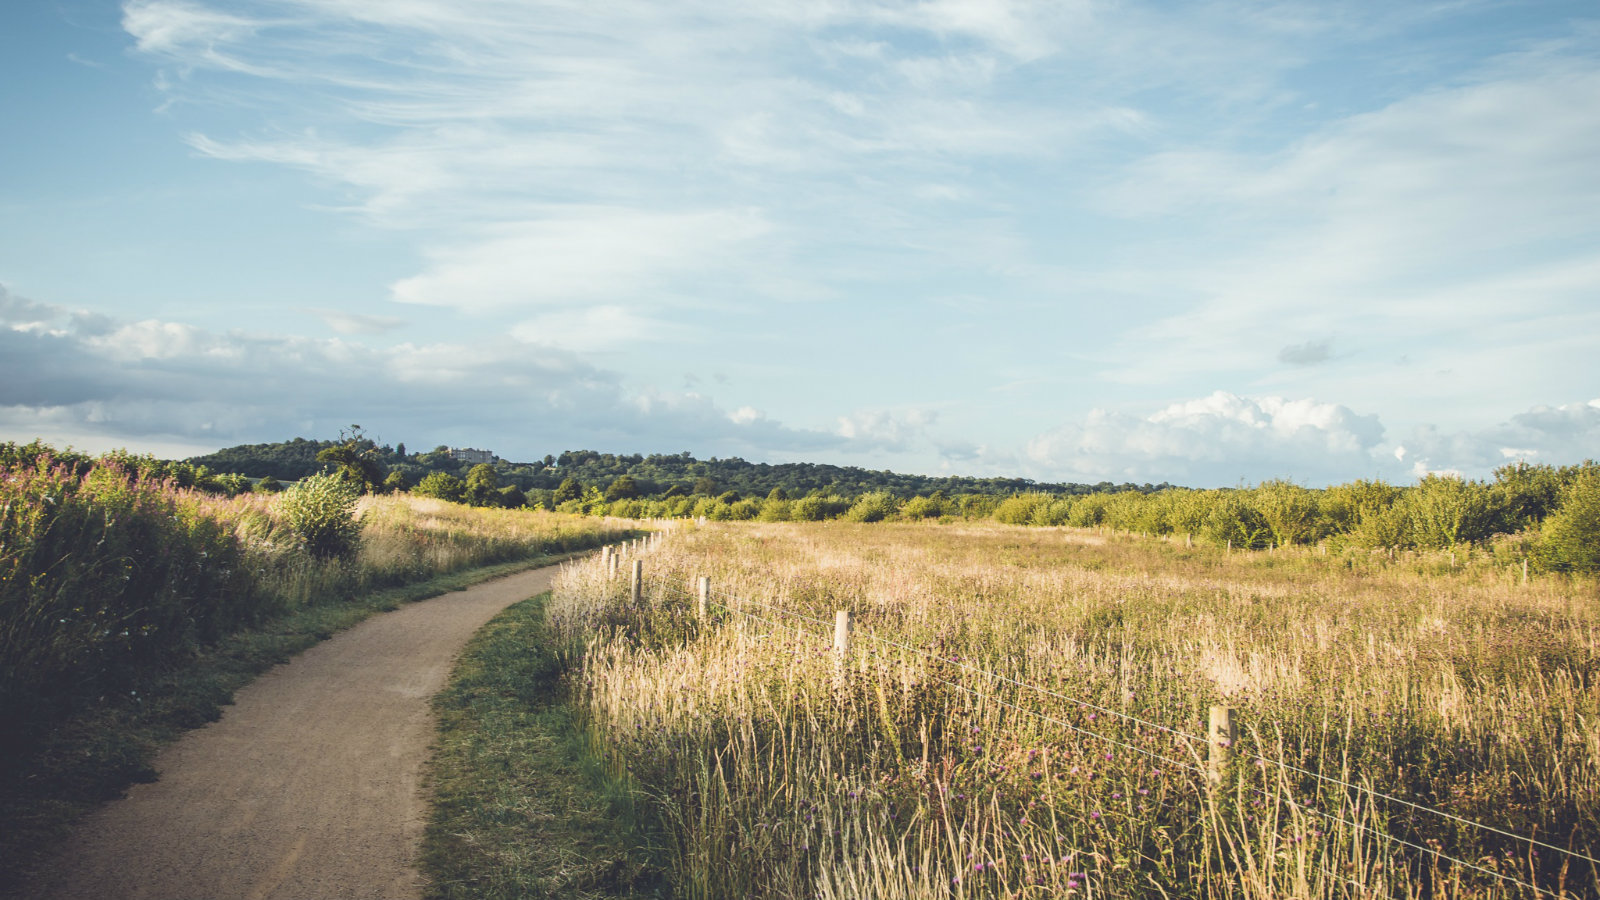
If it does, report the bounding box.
[498,484,528,509]
[605,475,641,501]
[1404,474,1496,549]
[693,476,718,496]
[316,426,386,492]
[1492,462,1565,532]
[254,474,283,493]
[465,463,500,506]
[766,486,789,502]
[1539,468,1600,572]
[382,470,411,493]
[1253,480,1318,546]
[414,472,465,503]
[554,477,584,505]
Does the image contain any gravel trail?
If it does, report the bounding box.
[29,565,559,900]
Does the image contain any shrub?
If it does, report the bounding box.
[1403,474,1497,549]
[280,472,362,559]
[1540,469,1600,572]
[843,491,899,523]
[901,495,948,520]
[1252,480,1319,546]
[993,493,1050,525]
[413,472,465,503]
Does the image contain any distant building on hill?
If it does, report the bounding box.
[448,447,497,465]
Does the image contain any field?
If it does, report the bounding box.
[549,521,1599,899]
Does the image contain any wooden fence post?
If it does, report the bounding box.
[1208,705,1234,786]
[833,610,852,683]
[1522,558,1529,586]
[697,575,709,621]
[631,560,643,606]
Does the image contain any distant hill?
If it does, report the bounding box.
[188,439,1164,498]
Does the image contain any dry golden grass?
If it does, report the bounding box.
[550,520,1600,899]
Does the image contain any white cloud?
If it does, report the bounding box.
[1399,399,1600,476]
[0,287,841,459]
[1024,391,1389,486]
[390,208,771,313]
[835,408,938,452]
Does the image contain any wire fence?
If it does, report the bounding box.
[575,542,1589,899]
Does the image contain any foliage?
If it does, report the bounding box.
[0,456,260,751]
[1540,468,1600,572]
[463,463,500,507]
[553,477,584,505]
[315,426,387,493]
[1403,474,1498,549]
[413,472,465,504]
[279,472,362,559]
[604,475,640,502]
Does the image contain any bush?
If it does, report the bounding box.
[0,457,260,747]
[843,491,899,523]
[1404,475,1497,549]
[413,472,465,503]
[901,495,948,519]
[280,472,362,559]
[994,493,1050,525]
[1252,480,1319,546]
[1540,469,1600,572]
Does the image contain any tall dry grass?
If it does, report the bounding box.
[550,521,1600,899]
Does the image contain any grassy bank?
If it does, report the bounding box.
[1,446,643,894]
[0,552,614,897]
[551,521,1600,899]
[423,590,668,900]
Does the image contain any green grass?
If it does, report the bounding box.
[0,551,587,899]
[423,591,669,900]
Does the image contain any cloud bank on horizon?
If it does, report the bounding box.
[0,0,1596,486]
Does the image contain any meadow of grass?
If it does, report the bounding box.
[549,521,1599,899]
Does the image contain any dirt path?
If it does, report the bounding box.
[29,565,560,900]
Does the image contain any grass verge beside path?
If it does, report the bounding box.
[0,551,589,898]
[424,591,668,900]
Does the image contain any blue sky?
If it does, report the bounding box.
[2,0,1597,487]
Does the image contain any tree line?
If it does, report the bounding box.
[173,433,1600,573]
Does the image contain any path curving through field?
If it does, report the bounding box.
[29,565,560,900]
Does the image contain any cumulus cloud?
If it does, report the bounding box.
[0,286,843,459]
[1023,391,1600,487]
[1397,399,1600,477]
[835,408,938,452]
[1024,391,1390,486]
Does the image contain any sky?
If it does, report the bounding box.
[1,0,1597,487]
